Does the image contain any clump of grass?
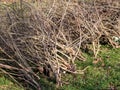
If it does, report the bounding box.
[0,76,23,90]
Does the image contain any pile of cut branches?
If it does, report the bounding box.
[0,0,120,90]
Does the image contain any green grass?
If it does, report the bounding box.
[0,76,23,90]
[0,46,120,90]
[61,46,120,90]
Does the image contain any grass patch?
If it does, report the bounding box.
[0,76,23,90]
[61,46,120,90]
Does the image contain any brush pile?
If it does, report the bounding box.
[0,0,120,90]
